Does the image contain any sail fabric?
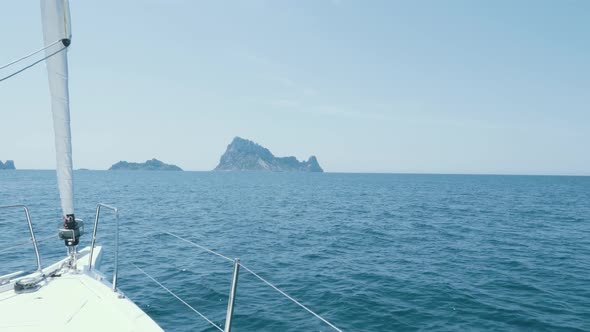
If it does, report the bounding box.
[41,0,74,216]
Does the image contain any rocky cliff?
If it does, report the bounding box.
[0,160,15,170]
[214,137,323,172]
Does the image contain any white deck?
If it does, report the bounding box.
[0,247,163,332]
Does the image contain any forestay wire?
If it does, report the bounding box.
[0,39,61,71]
[0,40,66,83]
[151,231,344,332]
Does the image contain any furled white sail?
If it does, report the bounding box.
[41,0,74,217]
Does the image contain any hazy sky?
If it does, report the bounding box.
[1,1,589,174]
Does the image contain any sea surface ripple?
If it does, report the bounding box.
[1,171,589,331]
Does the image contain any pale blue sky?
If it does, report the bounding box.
[1,1,589,174]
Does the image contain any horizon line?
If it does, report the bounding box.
[6,169,590,177]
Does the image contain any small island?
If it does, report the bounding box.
[214,137,323,172]
[109,158,183,171]
[0,160,15,170]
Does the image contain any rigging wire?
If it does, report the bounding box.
[131,262,224,332]
[0,240,34,255]
[0,44,66,83]
[160,231,343,332]
[162,231,234,263]
[0,39,62,71]
[239,263,344,332]
[35,233,58,243]
[0,234,56,255]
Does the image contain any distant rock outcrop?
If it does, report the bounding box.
[214,137,324,172]
[0,160,15,170]
[109,158,182,171]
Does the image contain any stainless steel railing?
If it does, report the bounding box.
[0,203,120,291]
[88,203,120,291]
[133,231,343,332]
[224,258,240,332]
[0,205,42,273]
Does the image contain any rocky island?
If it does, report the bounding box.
[214,137,323,172]
[109,158,182,171]
[0,160,15,170]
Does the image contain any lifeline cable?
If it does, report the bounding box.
[0,233,56,255]
[131,262,224,332]
[161,230,344,331]
[239,263,344,332]
[163,231,234,263]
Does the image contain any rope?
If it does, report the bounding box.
[162,231,234,263]
[0,39,62,70]
[0,45,67,83]
[131,262,224,332]
[239,263,343,332]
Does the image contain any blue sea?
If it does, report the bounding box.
[1,170,589,331]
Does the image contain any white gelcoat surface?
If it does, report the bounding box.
[0,247,163,332]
